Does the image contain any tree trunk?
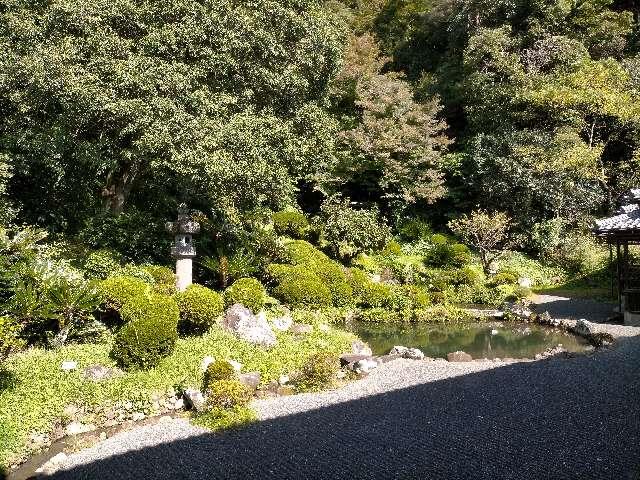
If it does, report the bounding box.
[101,161,140,215]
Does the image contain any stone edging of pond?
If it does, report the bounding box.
[339,309,618,376]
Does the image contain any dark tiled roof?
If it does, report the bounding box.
[595,194,640,235]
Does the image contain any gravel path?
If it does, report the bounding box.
[43,322,640,480]
[531,294,617,323]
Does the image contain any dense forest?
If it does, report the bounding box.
[0,0,638,263]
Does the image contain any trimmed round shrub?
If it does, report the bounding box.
[449,244,472,266]
[272,211,310,239]
[359,281,394,308]
[142,265,177,295]
[271,265,333,308]
[205,379,252,409]
[175,284,224,334]
[347,268,370,303]
[110,293,179,370]
[224,278,267,313]
[283,240,330,266]
[426,242,471,268]
[311,261,352,307]
[83,249,122,279]
[202,360,236,391]
[296,353,339,392]
[117,263,155,283]
[98,276,150,311]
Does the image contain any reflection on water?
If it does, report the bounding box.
[346,322,590,359]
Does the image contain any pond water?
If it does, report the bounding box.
[346,322,591,360]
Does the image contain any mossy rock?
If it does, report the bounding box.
[205,379,252,409]
[296,352,339,392]
[202,360,236,391]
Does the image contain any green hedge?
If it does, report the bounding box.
[175,284,224,334]
[224,277,267,313]
[269,264,333,308]
[110,293,179,370]
[272,211,310,239]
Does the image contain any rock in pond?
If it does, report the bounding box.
[223,304,277,348]
[447,351,473,362]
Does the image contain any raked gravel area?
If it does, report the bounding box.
[39,321,640,480]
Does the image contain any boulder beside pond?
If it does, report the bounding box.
[223,304,277,348]
[389,346,425,360]
[447,351,473,362]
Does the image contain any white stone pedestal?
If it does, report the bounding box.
[176,257,193,292]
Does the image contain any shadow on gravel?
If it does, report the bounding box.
[46,338,640,480]
[532,296,617,323]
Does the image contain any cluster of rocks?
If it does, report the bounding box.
[222,303,316,348]
[339,341,482,375]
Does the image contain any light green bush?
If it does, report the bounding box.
[110,293,179,370]
[272,211,310,239]
[192,406,256,431]
[296,352,339,392]
[488,272,518,286]
[202,360,236,391]
[141,265,176,295]
[397,218,432,242]
[175,284,224,334]
[98,276,150,312]
[356,308,403,323]
[205,379,252,409]
[270,265,333,308]
[359,281,394,308]
[224,278,267,313]
[83,249,122,279]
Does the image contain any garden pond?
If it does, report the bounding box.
[346,321,591,360]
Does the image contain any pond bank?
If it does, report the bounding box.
[30,321,640,479]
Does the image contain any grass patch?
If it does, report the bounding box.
[0,322,356,469]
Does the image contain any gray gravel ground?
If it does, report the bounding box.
[44,321,640,480]
[532,294,617,322]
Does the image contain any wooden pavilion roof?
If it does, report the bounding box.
[594,190,640,239]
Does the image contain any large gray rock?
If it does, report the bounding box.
[183,388,207,412]
[340,354,372,367]
[239,372,261,390]
[389,346,425,360]
[272,315,293,332]
[447,351,473,362]
[353,358,378,374]
[83,365,120,382]
[573,319,594,337]
[223,304,277,348]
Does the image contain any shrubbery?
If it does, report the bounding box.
[141,265,176,295]
[83,249,122,279]
[296,352,339,392]
[224,278,267,313]
[425,239,471,268]
[175,284,224,334]
[202,360,236,391]
[110,293,179,370]
[272,211,310,239]
[205,379,252,409]
[317,197,391,260]
[98,276,150,311]
[269,264,333,307]
[0,316,24,362]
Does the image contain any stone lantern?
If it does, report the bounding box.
[166,204,200,291]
